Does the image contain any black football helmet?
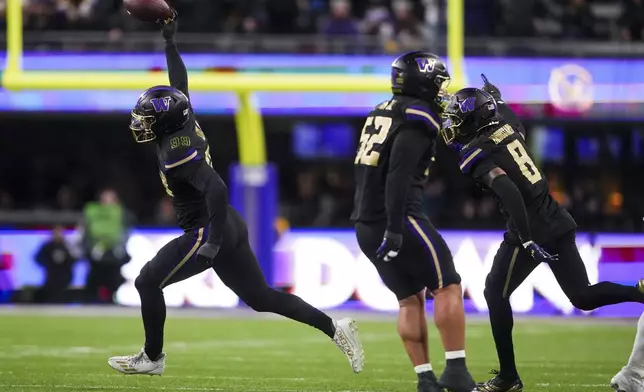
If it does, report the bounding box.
[130,85,190,143]
[440,87,499,148]
[391,51,451,109]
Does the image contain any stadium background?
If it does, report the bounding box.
[0,0,643,318]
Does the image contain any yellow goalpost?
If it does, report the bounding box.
[2,0,465,166]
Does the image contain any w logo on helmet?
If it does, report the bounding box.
[150,97,172,113]
[458,97,476,113]
[415,58,436,73]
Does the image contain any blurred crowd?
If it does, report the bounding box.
[279,163,641,232]
[0,160,638,233]
[1,0,644,43]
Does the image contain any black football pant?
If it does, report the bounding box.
[134,207,335,360]
[485,230,644,380]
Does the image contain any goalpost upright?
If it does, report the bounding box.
[2,0,464,282]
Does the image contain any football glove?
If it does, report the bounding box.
[480,73,503,102]
[159,8,178,42]
[196,238,221,267]
[376,231,403,262]
[522,240,558,263]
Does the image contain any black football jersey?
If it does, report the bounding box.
[459,123,576,243]
[351,96,439,223]
[157,120,212,231]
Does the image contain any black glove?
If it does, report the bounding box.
[376,231,403,262]
[195,239,221,267]
[481,73,503,102]
[523,240,558,263]
[159,8,178,42]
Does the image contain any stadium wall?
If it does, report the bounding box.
[0,54,642,117]
[1,229,643,317]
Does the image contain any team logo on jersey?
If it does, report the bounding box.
[415,58,436,73]
[458,97,476,113]
[150,97,172,113]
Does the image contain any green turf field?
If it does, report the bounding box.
[0,307,637,392]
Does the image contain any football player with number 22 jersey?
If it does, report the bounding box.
[107,10,364,377]
[441,76,644,392]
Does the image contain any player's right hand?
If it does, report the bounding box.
[376,231,403,262]
[481,73,503,102]
[196,240,221,267]
[159,8,178,42]
[522,241,558,263]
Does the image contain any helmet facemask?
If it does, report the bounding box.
[440,113,464,146]
[130,110,157,143]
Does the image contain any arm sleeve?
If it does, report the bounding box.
[169,160,228,242]
[385,125,431,234]
[489,174,532,243]
[497,103,526,138]
[165,41,189,98]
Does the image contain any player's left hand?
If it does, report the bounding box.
[523,241,559,263]
[376,231,403,262]
[159,8,178,42]
[481,73,503,102]
[196,240,221,267]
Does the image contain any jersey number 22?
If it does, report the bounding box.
[355,116,393,166]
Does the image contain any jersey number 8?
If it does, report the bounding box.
[355,116,393,166]
[507,139,542,184]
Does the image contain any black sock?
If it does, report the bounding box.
[137,282,166,361]
[487,296,519,380]
[446,357,466,368]
[418,370,437,381]
[247,288,336,338]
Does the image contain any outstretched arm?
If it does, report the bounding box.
[160,11,189,98]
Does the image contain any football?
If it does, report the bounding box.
[124,0,173,23]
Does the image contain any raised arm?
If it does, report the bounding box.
[160,11,189,98]
[481,73,525,137]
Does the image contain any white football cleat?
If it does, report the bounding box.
[108,348,165,376]
[611,367,644,392]
[333,318,365,373]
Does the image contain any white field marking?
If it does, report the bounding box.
[0,386,336,392]
[0,385,373,392]
[535,383,608,388]
[12,372,415,384]
[0,386,223,391]
[526,372,609,378]
[0,332,395,359]
[0,335,335,359]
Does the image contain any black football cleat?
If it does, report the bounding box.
[438,366,477,392]
[417,371,442,392]
[476,370,524,392]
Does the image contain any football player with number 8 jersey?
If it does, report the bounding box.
[107,10,364,377]
[441,78,644,392]
[351,51,476,392]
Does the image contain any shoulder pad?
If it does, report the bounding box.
[400,98,440,133]
[458,137,496,174]
[459,146,485,174]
